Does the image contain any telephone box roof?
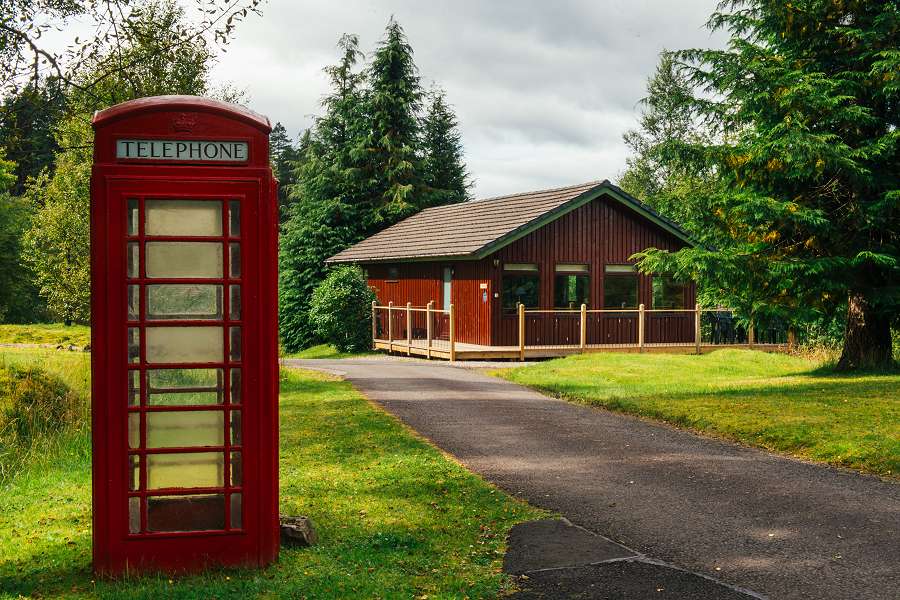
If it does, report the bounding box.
[92,95,271,132]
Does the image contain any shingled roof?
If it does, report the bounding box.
[326,180,693,264]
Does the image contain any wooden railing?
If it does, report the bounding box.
[372,302,789,361]
[372,301,457,360]
[515,304,788,360]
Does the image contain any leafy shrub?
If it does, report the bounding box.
[0,364,85,481]
[308,266,376,353]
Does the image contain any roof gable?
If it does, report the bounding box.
[327,180,694,264]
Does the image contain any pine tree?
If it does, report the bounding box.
[279,34,367,351]
[278,22,473,351]
[619,54,718,241]
[269,122,303,220]
[634,0,900,370]
[357,18,424,234]
[421,87,471,206]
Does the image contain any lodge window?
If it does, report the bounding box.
[386,266,399,282]
[652,275,686,309]
[502,263,539,314]
[603,264,639,308]
[554,264,589,309]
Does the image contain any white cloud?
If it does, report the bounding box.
[210,0,726,197]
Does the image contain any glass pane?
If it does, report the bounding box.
[147,494,225,532]
[554,274,590,309]
[128,413,140,449]
[148,368,224,405]
[555,263,589,273]
[229,286,241,320]
[147,284,223,321]
[230,493,242,529]
[129,497,141,534]
[502,274,540,312]
[147,411,225,448]
[145,200,222,236]
[145,242,223,279]
[504,263,539,272]
[603,276,639,309]
[145,326,223,364]
[127,198,139,236]
[128,370,141,406]
[128,327,140,363]
[652,277,686,309]
[230,368,241,404]
[230,451,242,486]
[147,452,224,489]
[127,285,140,320]
[229,200,240,237]
[229,327,241,361]
[605,264,636,274]
[229,243,241,278]
[129,455,140,491]
[127,242,139,279]
[230,410,241,445]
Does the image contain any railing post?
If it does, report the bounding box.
[638,303,645,352]
[694,303,701,355]
[371,300,377,347]
[426,300,434,359]
[449,303,456,362]
[787,325,796,350]
[580,303,587,350]
[406,302,412,356]
[387,301,393,353]
[518,303,525,362]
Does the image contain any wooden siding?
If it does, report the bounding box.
[365,261,493,345]
[364,194,694,347]
[488,195,694,345]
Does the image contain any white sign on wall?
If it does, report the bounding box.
[116,139,249,162]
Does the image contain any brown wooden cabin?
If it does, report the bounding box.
[327,180,697,348]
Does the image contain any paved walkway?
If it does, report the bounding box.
[286,358,900,600]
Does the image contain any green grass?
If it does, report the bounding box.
[0,351,545,599]
[0,349,92,482]
[0,323,91,347]
[493,349,900,478]
[283,343,375,360]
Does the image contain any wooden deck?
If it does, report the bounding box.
[373,338,788,361]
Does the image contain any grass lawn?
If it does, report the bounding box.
[493,349,899,478]
[0,323,91,347]
[0,349,545,599]
[283,343,375,360]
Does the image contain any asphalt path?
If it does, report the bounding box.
[286,357,900,600]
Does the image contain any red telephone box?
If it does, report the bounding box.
[90,96,279,574]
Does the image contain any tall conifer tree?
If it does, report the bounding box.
[279,34,366,351]
[421,87,471,206]
[278,21,472,351]
[269,122,303,220]
[634,0,899,369]
[357,19,424,234]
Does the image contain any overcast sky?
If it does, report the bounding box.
[211,0,725,198]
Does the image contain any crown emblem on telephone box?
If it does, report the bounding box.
[172,112,197,132]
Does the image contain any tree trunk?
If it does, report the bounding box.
[836,292,893,371]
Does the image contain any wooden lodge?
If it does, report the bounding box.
[323,180,781,360]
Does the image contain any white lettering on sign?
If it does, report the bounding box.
[116,139,249,162]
